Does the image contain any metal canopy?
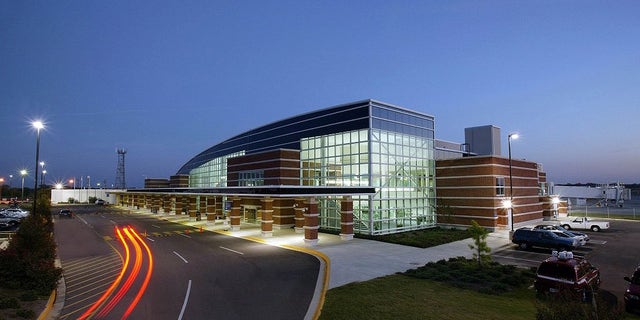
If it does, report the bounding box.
[121,185,377,197]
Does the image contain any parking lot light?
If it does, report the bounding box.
[502,199,513,229]
[508,132,519,231]
[32,121,45,216]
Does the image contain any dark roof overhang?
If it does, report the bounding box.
[117,185,376,197]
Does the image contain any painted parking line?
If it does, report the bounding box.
[588,240,607,245]
[492,254,543,264]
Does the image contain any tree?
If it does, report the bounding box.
[0,189,60,293]
[468,220,491,266]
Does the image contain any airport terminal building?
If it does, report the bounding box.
[58,99,554,244]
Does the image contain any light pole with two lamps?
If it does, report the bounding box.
[507,133,519,231]
[20,169,27,200]
[552,196,560,220]
[32,121,44,216]
[39,161,45,188]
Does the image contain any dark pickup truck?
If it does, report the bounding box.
[512,227,579,251]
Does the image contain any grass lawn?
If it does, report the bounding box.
[319,274,536,320]
[356,227,473,248]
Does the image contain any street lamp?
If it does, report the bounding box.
[42,170,47,187]
[508,133,519,231]
[502,199,513,231]
[552,196,560,220]
[20,169,27,200]
[0,177,4,201]
[40,161,45,187]
[32,120,44,216]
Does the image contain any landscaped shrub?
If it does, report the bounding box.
[0,297,20,309]
[15,308,35,319]
[404,257,535,295]
[18,292,38,302]
[356,227,473,248]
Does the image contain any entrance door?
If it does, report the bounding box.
[242,206,260,224]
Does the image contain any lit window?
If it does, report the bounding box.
[496,177,505,196]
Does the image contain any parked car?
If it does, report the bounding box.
[512,227,579,251]
[95,199,106,205]
[0,208,30,219]
[0,212,22,227]
[624,266,640,312]
[535,251,600,300]
[560,217,610,232]
[533,224,589,246]
[58,209,73,218]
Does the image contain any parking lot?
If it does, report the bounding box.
[492,219,640,303]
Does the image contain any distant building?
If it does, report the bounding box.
[550,183,630,207]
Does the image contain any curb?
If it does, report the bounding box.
[36,289,55,320]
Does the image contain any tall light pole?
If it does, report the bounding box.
[0,178,4,201]
[40,161,45,187]
[69,178,76,203]
[33,120,44,215]
[508,133,519,231]
[21,169,27,200]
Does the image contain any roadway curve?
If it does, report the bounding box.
[53,205,320,320]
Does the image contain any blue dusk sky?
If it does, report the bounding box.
[1,1,639,188]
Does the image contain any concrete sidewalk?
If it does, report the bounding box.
[148,211,512,289]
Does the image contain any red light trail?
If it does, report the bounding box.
[78,226,154,320]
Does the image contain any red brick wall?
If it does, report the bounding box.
[436,155,544,229]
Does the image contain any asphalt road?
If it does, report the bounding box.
[492,219,640,303]
[53,205,320,320]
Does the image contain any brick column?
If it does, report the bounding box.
[261,198,274,237]
[153,195,161,213]
[199,196,206,210]
[340,196,354,240]
[304,198,319,246]
[216,196,224,217]
[175,197,183,215]
[189,196,198,217]
[182,196,189,214]
[206,197,216,221]
[130,194,136,208]
[162,195,171,214]
[293,198,305,233]
[230,197,242,231]
[136,195,144,210]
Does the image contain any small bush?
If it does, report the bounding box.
[0,297,20,309]
[19,292,38,302]
[404,257,535,295]
[15,308,35,319]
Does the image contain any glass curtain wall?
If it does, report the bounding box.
[371,129,436,234]
[189,151,245,187]
[301,127,436,235]
[301,129,370,232]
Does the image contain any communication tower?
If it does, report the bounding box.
[115,148,127,189]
